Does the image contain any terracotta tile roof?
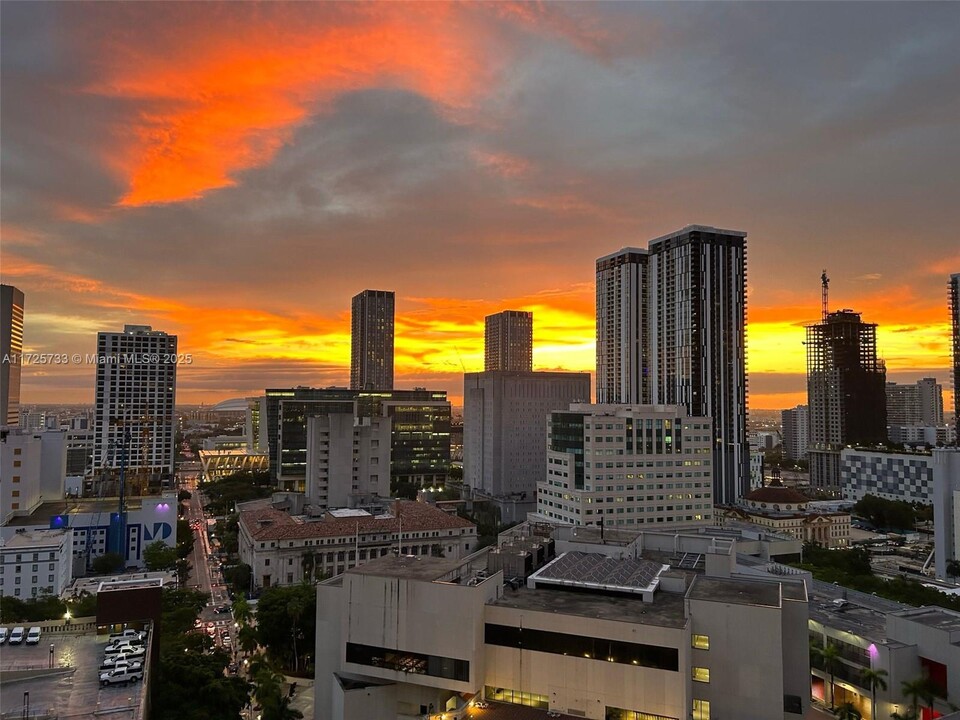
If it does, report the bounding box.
[240,500,475,542]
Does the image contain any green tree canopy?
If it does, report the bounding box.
[91,552,125,574]
[255,584,316,674]
[143,540,178,571]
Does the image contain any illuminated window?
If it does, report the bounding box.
[691,634,710,650]
[692,699,710,720]
[692,667,710,683]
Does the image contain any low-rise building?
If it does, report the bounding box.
[0,528,73,598]
[717,482,851,548]
[808,578,960,719]
[238,499,477,589]
[0,493,178,573]
[315,537,810,720]
[841,447,934,505]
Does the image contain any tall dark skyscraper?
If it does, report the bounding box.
[484,310,533,372]
[1,284,24,427]
[350,289,395,391]
[595,226,749,505]
[952,273,960,439]
[806,306,887,488]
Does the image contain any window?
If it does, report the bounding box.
[692,699,710,720]
[691,634,710,650]
[692,667,710,683]
[346,642,469,682]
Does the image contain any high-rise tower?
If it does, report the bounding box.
[93,325,178,479]
[647,227,748,506]
[1,284,24,426]
[350,290,395,391]
[484,310,533,372]
[595,248,648,405]
[806,300,887,488]
[595,226,748,505]
[952,273,960,440]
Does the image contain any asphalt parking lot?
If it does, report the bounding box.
[0,629,146,718]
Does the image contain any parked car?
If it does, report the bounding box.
[105,638,144,653]
[26,627,41,645]
[100,666,144,686]
[0,627,8,644]
[214,605,231,614]
[8,627,25,645]
[104,646,145,662]
[99,658,143,673]
[108,629,146,643]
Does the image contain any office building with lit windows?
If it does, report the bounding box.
[533,404,713,530]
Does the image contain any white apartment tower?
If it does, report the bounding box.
[782,405,809,462]
[93,325,177,477]
[596,248,648,405]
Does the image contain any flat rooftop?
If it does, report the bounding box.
[807,579,910,642]
[899,608,960,633]
[0,529,70,547]
[5,498,154,526]
[346,554,467,582]
[687,576,782,608]
[491,584,688,628]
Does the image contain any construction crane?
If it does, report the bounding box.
[821,269,830,320]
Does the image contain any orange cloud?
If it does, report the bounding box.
[82,4,508,207]
[471,149,532,178]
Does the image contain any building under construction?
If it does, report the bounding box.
[806,274,886,488]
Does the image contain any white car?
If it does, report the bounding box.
[8,627,25,645]
[26,627,42,645]
[99,658,143,673]
[105,638,144,654]
[0,627,8,644]
[100,666,143,686]
[104,646,145,663]
[108,629,146,643]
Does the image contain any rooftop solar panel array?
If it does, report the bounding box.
[534,551,664,589]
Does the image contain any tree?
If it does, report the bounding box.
[175,558,191,587]
[178,490,192,503]
[255,584,316,673]
[814,642,842,709]
[901,677,935,718]
[947,559,960,579]
[861,667,888,720]
[232,596,253,627]
[832,703,861,720]
[91,552,125,574]
[143,540,178,571]
[238,624,259,657]
[224,563,252,597]
[176,518,195,559]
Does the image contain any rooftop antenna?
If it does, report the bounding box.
[821,270,830,321]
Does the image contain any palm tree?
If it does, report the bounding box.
[238,623,259,657]
[814,642,842,709]
[833,702,861,720]
[287,595,306,673]
[860,667,888,720]
[901,677,934,718]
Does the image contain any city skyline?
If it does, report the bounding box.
[1,3,958,410]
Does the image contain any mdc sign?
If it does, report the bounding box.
[142,522,173,542]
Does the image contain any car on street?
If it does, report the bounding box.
[9,627,25,645]
[100,666,144,686]
[26,627,42,645]
[214,604,231,614]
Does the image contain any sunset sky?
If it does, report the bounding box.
[2,2,957,411]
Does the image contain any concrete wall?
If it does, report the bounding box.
[483,604,687,720]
